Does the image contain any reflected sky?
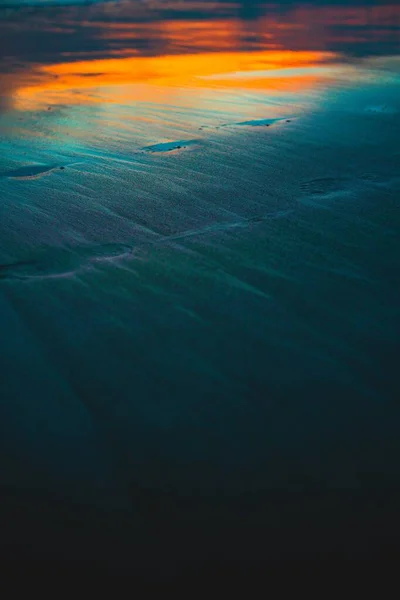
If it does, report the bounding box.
[0,1,398,116]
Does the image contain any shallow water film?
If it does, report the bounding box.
[0,0,399,574]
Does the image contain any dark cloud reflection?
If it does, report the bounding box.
[1,1,398,63]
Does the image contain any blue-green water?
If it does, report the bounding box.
[0,1,399,570]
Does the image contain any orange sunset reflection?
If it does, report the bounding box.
[14,49,339,111]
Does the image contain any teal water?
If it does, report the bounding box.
[0,1,399,570]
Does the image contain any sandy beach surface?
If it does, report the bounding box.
[0,0,399,573]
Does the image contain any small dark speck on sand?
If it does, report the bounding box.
[47,106,52,110]
[265,124,270,127]
[286,119,291,122]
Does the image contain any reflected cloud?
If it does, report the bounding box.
[0,1,398,114]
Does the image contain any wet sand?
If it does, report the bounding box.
[0,0,400,574]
